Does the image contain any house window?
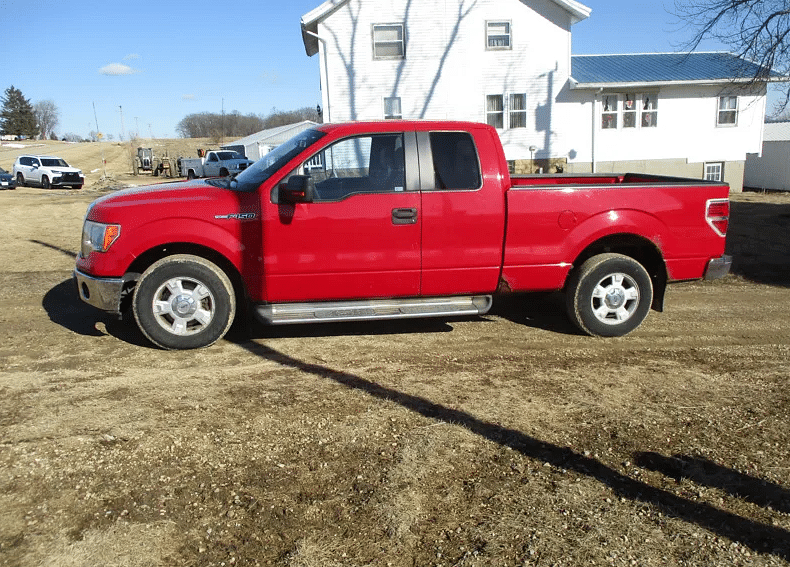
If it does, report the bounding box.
[602,95,618,129]
[641,94,658,127]
[718,96,738,126]
[704,162,724,181]
[373,24,405,59]
[486,95,504,129]
[384,97,402,119]
[601,93,658,129]
[486,94,526,130]
[509,94,527,128]
[486,21,511,49]
[623,93,637,128]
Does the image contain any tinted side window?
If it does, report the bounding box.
[430,132,481,190]
[303,134,405,202]
[20,157,33,166]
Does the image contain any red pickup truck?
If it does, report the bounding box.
[74,121,731,349]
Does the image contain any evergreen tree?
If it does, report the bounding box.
[0,86,39,138]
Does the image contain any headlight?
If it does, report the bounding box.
[81,220,121,257]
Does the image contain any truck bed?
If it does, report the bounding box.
[502,175,730,292]
[510,172,723,187]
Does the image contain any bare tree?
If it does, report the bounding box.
[674,0,790,106]
[34,99,59,139]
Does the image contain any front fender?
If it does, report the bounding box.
[78,216,259,281]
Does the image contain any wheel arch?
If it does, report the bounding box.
[120,243,248,315]
[568,233,667,312]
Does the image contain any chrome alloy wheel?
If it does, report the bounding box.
[151,276,216,336]
[590,272,640,325]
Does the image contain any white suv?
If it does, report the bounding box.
[13,155,84,189]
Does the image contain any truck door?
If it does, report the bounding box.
[204,152,219,177]
[261,132,422,302]
[417,130,506,296]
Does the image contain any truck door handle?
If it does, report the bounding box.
[392,208,418,225]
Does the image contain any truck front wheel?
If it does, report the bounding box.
[565,253,653,337]
[133,255,236,349]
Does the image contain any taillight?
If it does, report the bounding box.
[706,199,729,237]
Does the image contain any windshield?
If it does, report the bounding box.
[215,128,326,192]
[216,151,245,160]
[0,167,7,174]
[41,158,69,167]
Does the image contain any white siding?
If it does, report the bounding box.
[316,0,576,160]
[564,84,767,167]
[309,0,769,168]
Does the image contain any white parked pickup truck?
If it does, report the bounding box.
[178,150,253,179]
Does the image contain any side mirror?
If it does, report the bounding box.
[279,175,316,203]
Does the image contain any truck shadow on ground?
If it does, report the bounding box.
[43,277,580,346]
[727,200,790,287]
[236,339,790,561]
[488,291,581,335]
[42,279,150,347]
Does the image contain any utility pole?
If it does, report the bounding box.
[119,105,125,141]
[93,101,106,177]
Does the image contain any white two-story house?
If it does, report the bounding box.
[301,0,777,191]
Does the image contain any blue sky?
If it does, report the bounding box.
[1,0,754,140]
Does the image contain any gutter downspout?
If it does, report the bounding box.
[592,88,602,173]
[304,30,331,123]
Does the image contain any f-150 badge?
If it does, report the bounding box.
[214,213,257,220]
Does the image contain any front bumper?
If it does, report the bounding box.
[73,269,125,313]
[704,254,732,280]
[52,173,84,187]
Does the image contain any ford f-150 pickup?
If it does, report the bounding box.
[74,121,731,349]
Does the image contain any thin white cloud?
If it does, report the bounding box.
[260,70,279,84]
[99,63,138,76]
[123,53,141,61]
[182,94,196,100]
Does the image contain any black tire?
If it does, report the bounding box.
[219,168,229,177]
[41,175,50,189]
[187,170,196,180]
[73,185,83,190]
[565,253,653,337]
[132,255,236,350]
[16,173,24,187]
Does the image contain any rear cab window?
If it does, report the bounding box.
[429,132,482,190]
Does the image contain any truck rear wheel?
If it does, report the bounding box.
[565,253,652,337]
[133,255,235,349]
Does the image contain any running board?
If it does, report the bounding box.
[254,295,493,325]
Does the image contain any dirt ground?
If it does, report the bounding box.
[0,140,789,566]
